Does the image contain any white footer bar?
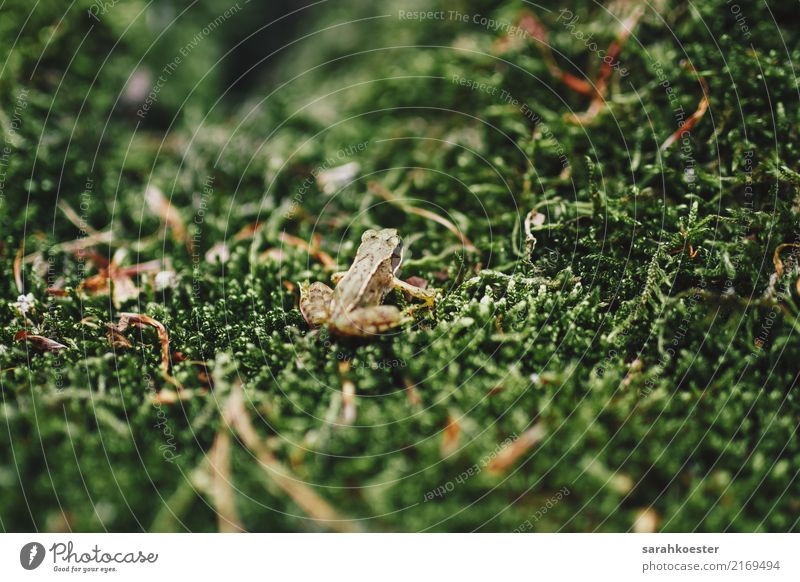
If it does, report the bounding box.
[1,533,797,581]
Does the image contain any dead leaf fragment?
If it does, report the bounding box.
[116,312,171,376]
[14,331,67,353]
[441,416,462,457]
[106,324,133,350]
[145,185,188,247]
[405,276,428,290]
[77,249,161,308]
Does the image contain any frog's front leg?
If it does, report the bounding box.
[331,271,348,285]
[392,277,437,307]
[299,281,334,327]
[329,306,411,337]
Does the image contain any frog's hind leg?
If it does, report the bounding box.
[330,306,410,337]
[299,281,334,327]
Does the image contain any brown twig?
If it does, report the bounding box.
[207,427,245,532]
[14,246,24,294]
[403,377,422,408]
[279,232,337,270]
[368,181,477,252]
[515,10,595,97]
[338,361,356,425]
[58,200,98,236]
[224,381,356,532]
[51,230,114,254]
[115,259,162,276]
[486,423,546,474]
[567,7,645,126]
[772,243,800,278]
[659,66,710,151]
[523,208,545,255]
[596,6,644,93]
[152,389,206,405]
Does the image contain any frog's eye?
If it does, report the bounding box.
[391,241,403,271]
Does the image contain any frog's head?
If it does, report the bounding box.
[361,228,398,243]
[361,228,403,272]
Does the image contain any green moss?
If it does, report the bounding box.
[1,0,798,532]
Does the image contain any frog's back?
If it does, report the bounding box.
[333,257,393,314]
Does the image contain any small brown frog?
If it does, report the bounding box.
[299,229,436,336]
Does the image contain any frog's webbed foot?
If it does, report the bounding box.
[299,281,333,327]
[329,306,411,337]
[392,277,437,307]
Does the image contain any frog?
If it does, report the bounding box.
[299,228,436,337]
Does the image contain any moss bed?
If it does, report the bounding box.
[1,0,799,532]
